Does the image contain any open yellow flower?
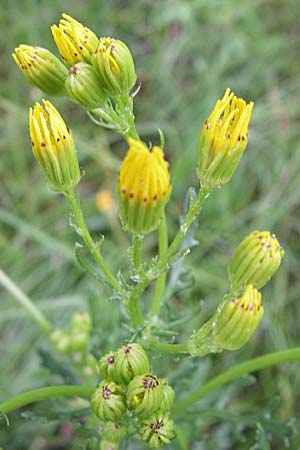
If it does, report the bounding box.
[197,88,254,188]
[118,139,171,234]
[29,100,80,192]
[51,13,98,66]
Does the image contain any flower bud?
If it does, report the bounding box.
[72,311,92,333]
[114,343,150,385]
[126,374,163,418]
[118,139,171,234]
[139,412,175,448]
[102,422,126,443]
[51,13,98,66]
[93,37,136,96]
[65,62,107,109]
[98,352,118,381]
[197,88,254,189]
[29,100,81,192]
[50,329,71,354]
[83,353,99,377]
[13,45,68,96]
[91,381,126,422]
[228,230,284,292]
[212,285,263,351]
[160,379,175,412]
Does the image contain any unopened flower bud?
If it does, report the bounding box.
[126,374,163,418]
[160,379,175,412]
[118,139,171,234]
[29,100,81,192]
[98,352,118,381]
[228,230,284,292]
[72,311,92,333]
[13,45,68,96]
[93,37,136,96]
[139,412,176,448]
[50,329,71,354]
[51,13,98,66]
[212,285,263,351]
[197,88,254,189]
[114,343,150,385]
[91,381,126,422]
[65,62,107,109]
[102,422,126,443]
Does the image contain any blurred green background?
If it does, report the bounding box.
[1,0,300,448]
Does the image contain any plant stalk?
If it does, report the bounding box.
[0,385,94,415]
[173,347,300,415]
[0,269,52,334]
[64,189,120,292]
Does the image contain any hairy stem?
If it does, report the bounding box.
[0,385,94,415]
[150,212,168,316]
[132,234,143,269]
[0,269,52,334]
[173,347,300,415]
[64,189,120,291]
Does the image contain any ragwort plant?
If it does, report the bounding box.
[0,12,298,449]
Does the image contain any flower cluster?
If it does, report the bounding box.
[188,230,284,355]
[91,343,175,448]
[13,13,136,110]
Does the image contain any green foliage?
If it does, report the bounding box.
[1,0,300,449]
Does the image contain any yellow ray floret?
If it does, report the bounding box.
[204,87,254,155]
[51,13,99,66]
[118,139,171,234]
[118,139,171,204]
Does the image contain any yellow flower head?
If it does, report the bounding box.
[12,45,68,95]
[51,13,99,66]
[118,139,171,234]
[93,37,137,96]
[213,284,263,351]
[228,230,284,292]
[29,100,80,192]
[197,88,254,188]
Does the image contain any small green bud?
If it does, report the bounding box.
[114,343,150,384]
[93,37,137,96]
[66,62,107,109]
[160,379,175,412]
[83,353,99,377]
[72,311,92,333]
[102,422,126,443]
[13,45,68,96]
[228,230,284,292]
[126,374,163,418]
[212,285,263,351]
[98,352,118,381]
[50,329,71,354]
[86,437,100,450]
[91,381,126,422]
[139,412,176,448]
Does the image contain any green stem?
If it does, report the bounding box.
[173,347,300,415]
[155,187,211,272]
[0,269,52,335]
[150,212,168,316]
[127,187,211,329]
[0,385,94,415]
[64,189,120,292]
[145,336,188,354]
[132,234,143,269]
